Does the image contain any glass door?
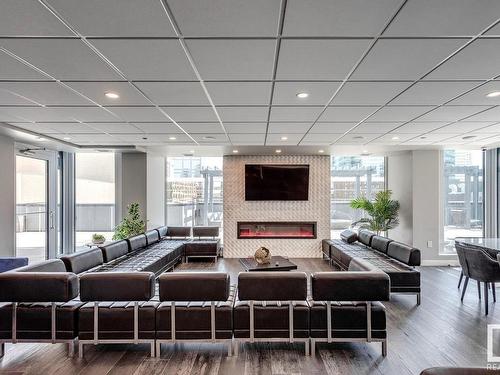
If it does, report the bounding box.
[15,150,58,263]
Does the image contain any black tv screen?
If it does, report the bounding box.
[245,164,309,201]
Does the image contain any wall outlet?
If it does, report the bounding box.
[427,240,433,248]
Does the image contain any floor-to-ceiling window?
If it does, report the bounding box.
[166,157,223,234]
[75,152,115,251]
[15,155,48,263]
[330,156,386,238]
[442,150,484,254]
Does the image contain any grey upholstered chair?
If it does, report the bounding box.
[456,242,500,315]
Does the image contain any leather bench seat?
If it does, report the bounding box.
[95,240,186,275]
[327,238,421,293]
[78,301,159,340]
[0,301,83,340]
[60,248,103,274]
[309,301,387,339]
[233,301,310,338]
[184,240,220,257]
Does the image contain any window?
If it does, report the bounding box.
[330,156,386,238]
[75,153,115,251]
[166,157,223,232]
[442,150,484,254]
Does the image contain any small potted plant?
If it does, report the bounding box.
[92,233,106,245]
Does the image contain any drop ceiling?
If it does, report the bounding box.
[1,0,500,151]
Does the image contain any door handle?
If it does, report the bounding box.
[49,210,55,230]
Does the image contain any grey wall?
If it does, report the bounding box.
[118,153,147,223]
[387,152,413,245]
[146,154,165,229]
[0,135,16,256]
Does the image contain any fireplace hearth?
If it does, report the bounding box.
[237,221,317,239]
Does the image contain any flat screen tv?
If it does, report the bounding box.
[245,164,309,201]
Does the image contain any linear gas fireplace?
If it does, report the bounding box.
[237,221,317,239]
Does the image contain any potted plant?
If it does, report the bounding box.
[349,190,400,236]
[91,233,106,244]
[113,202,146,240]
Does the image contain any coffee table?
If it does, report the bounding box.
[239,256,297,271]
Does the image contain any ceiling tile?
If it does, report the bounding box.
[217,106,268,122]
[449,81,500,105]
[1,39,121,80]
[475,123,500,133]
[0,106,117,122]
[0,0,72,36]
[109,107,167,122]
[404,132,460,143]
[46,0,176,36]
[225,123,267,133]
[186,40,276,80]
[180,123,225,134]
[391,81,482,105]
[465,106,500,121]
[266,133,303,145]
[384,0,500,36]
[135,82,209,105]
[0,109,29,122]
[336,133,380,144]
[161,106,218,122]
[370,133,417,143]
[0,82,92,106]
[92,39,196,80]
[133,122,183,134]
[51,133,117,144]
[65,82,149,105]
[206,82,271,105]
[302,133,344,144]
[351,39,464,80]
[169,0,281,36]
[0,51,47,80]
[320,106,378,122]
[427,40,500,80]
[0,88,43,105]
[85,123,143,134]
[395,122,449,133]
[272,82,342,105]
[309,122,356,133]
[367,106,435,122]
[417,105,492,121]
[116,133,194,144]
[431,122,493,133]
[11,122,94,134]
[268,122,312,133]
[190,133,229,144]
[277,39,371,80]
[229,133,266,145]
[284,0,401,36]
[351,122,401,134]
[333,82,410,105]
[270,106,323,122]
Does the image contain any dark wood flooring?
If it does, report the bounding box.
[0,258,498,374]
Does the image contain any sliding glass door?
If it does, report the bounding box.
[15,150,58,262]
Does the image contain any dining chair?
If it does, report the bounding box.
[456,242,500,315]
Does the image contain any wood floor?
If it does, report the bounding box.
[0,258,498,375]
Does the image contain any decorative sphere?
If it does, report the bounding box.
[254,247,271,264]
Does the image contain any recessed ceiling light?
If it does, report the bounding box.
[462,135,476,140]
[168,136,177,140]
[63,136,71,140]
[318,149,325,153]
[232,149,239,153]
[296,92,309,99]
[203,136,216,140]
[36,137,46,141]
[353,136,364,140]
[391,136,400,140]
[486,91,500,98]
[280,136,288,141]
[104,92,120,99]
[275,149,282,153]
[189,150,195,153]
[362,150,368,154]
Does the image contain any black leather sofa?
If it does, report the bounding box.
[184,226,221,262]
[0,260,389,359]
[323,229,421,305]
